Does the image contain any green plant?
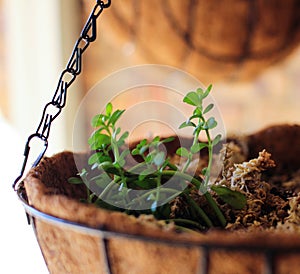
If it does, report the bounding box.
[69,85,246,231]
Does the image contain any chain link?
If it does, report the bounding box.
[13,0,112,190]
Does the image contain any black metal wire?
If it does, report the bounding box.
[264,252,275,274]
[101,238,113,274]
[200,247,210,274]
[13,0,111,190]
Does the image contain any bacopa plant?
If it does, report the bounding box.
[69,85,246,231]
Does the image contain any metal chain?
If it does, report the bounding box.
[13,0,112,190]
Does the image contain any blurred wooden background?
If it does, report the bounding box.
[1,0,300,143]
[80,0,300,135]
[83,0,300,83]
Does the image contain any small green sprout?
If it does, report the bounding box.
[69,85,246,231]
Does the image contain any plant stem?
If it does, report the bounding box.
[127,161,150,174]
[161,170,201,189]
[155,173,162,208]
[184,194,213,228]
[204,128,213,187]
[182,155,192,173]
[204,192,226,227]
[87,184,92,203]
[162,170,226,227]
[165,218,206,231]
[96,180,117,201]
[126,187,181,208]
[166,162,178,171]
[182,126,200,173]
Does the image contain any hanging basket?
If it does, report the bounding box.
[99,0,300,82]
[20,124,300,274]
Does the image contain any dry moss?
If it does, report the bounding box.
[211,143,300,232]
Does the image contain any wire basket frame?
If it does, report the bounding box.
[18,192,300,274]
[19,124,300,274]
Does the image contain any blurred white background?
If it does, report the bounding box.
[1,0,82,273]
[0,115,48,273]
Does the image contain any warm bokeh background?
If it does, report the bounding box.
[1,0,300,145]
[80,0,300,136]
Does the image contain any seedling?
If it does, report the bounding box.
[69,85,246,231]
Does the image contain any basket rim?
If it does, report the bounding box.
[18,185,300,252]
[21,124,300,251]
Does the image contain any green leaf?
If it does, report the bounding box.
[118,149,130,167]
[88,133,111,150]
[131,148,140,156]
[108,109,125,126]
[99,161,120,175]
[68,177,84,185]
[138,139,148,147]
[161,136,175,143]
[183,91,201,106]
[119,149,130,160]
[88,152,100,165]
[116,158,126,168]
[133,139,148,155]
[141,145,149,154]
[196,87,204,96]
[113,127,121,138]
[159,159,171,172]
[133,143,149,156]
[176,147,190,158]
[193,124,203,136]
[212,134,222,146]
[190,143,207,154]
[117,131,129,146]
[206,117,217,129]
[189,113,202,120]
[88,152,103,165]
[89,127,106,142]
[179,121,196,129]
[193,107,203,116]
[153,151,166,167]
[202,84,212,99]
[152,136,160,143]
[146,153,154,163]
[91,114,107,127]
[203,103,214,114]
[211,185,247,210]
[106,102,113,116]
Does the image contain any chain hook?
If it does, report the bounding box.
[13,0,112,190]
[99,0,111,8]
[13,134,48,190]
